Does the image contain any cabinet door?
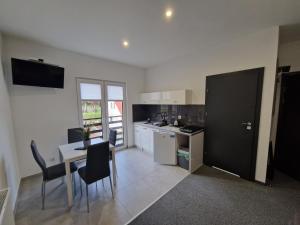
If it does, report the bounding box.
[148,129,154,154]
[140,127,150,152]
[140,92,161,104]
[161,91,171,104]
[140,93,149,104]
[141,90,191,105]
[154,131,177,165]
[170,90,186,104]
[150,92,161,104]
[161,90,187,104]
[134,126,142,149]
[146,128,159,154]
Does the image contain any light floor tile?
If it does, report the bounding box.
[15,148,189,225]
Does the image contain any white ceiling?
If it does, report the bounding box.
[0,0,300,68]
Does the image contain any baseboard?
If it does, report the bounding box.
[21,172,42,181]
[14,172,42,214]
[190,163,203,173]
[127,145,136,149]
[255,179,267,186]
[13,178,21,215]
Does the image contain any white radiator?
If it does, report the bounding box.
[0,189,15,225]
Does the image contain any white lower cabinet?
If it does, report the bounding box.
[153,131,177,165]
[134,124,204,172]
[134,125,142,149]
[134,125,158,154]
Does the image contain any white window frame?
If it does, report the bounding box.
[76,78,128,149]
[76,78,108,140]
[104,81,128,149]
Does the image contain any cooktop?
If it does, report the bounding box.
[179,125,204,133]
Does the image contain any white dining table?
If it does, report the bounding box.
[58,138,116,208]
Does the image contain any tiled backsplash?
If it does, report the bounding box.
[132,104,205,126]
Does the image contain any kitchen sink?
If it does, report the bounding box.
[154,123,168,127]
[144,121,168,127]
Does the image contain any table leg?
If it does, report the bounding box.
[65,160,73,207]
[112,147,116,186]
[59,150,64,184]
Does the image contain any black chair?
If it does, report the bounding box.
[30,140,78,209]
[109,129,117,147]
[68,128,83,144]
[78,142,113,212]
[67,128,86,165]
[109,129,118,174]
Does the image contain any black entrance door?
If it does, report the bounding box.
[275,72,300,180]
[204,68,264,180]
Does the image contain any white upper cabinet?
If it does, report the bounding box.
[140,92,161,104]
[140,90,191,105]
[161,90,191,105]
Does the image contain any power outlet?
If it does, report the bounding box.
[178,115,182,120]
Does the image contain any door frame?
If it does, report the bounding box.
[76,78,128,149]
[250,68,264,180]
[76,78,107,140]
[104,80,128,149]
[274,71,300,180]
[204,67,264,180]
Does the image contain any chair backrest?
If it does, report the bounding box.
[30,140,47,177]
[109,129,117,146]
[85,142,110,184]
[68,128,83,144]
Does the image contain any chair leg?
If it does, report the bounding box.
[86,184,89,213]
[80,178,82,196]
[41,181,43,197]
[109,176,114,198]
[102,179,105,188]
[72,173,76,197]
[42,181,46,210]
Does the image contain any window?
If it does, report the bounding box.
[77,79,127,148]
[77,80,104,139]
[106,83,126,147]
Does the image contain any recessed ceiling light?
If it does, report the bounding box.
[122,40,129,48]
[165,8,173,19]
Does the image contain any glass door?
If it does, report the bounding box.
[105,82,127,148]
[77,79,127,148]
[77,79,107,140]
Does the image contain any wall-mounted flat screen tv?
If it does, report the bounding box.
[11,58,64,88]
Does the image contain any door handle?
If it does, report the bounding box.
[241,122,252,126]
[241,122,252,130]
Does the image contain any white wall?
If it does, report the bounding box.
[278,39,300,72]
[2,35,145,178]
[0,33,21,209]
[145,27,279,183]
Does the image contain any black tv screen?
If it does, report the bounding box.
[11,58,64,88]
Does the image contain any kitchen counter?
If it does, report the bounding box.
[134,121,204,173]
[134,121,204,136]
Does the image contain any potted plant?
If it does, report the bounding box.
[83,127,91,148]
